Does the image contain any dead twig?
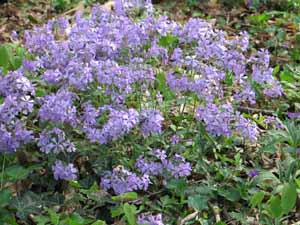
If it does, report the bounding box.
[208,201,221,222]
[179,211,198,225]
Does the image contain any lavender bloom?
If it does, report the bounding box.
[235,116,259,143]
[136,149,191,179]
[42,69,64,85]
[140,109,164,136]
[38,128,76,154]
[234,82,256,105]
[52,160,78,181]
[138,213,164,225]
[39,90,77,126]
[171,48,183,66]
[170,135,180,145]
[101,167,150,194]
[136,156,164,175]
[99,108,139,144]
[247,169,258,178]
[288,112,300,119]
[0,70,35,97]
[196,103,235,137]
[0,122,33,153]
[0,95,33,123]
[263,82,283,98]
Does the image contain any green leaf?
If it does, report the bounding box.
[257,171,281,186]
[91,221,106,225]
[215,222,226,225]
[217,187,240,202]
[47,208,60,225]
[112,192,138,201]
[267,196,282,218]
[111,205,124,218]
[62,213,93,225]
[5,165,30,181]
[281,183,297,215]
[0,189,12,208]
[156,72,174,101]
[166,179,187,197]
[158,33,179,49]
[10,191,42,221]
[250,191,265,208]
[34,215,50,225]
[0,45,12,72]
[187,195,209,211]
[123,203,137,225]
[294,178,300,188]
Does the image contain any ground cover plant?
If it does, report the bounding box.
[1,0,300,224]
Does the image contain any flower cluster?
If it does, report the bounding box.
[101,149,190,194]
[101,167,150,194]
[0,0,283,187]
[140,109,164,136]
[52,160,78,181]
[38,128,76,154]
[196,103,259,142]
[136,149,191,178]
[138,213,164,225]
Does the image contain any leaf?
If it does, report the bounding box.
[215,222,226,225]
[112,192,138,201]
[217,187,240,202]
[267,196,282,218]
[34,215,50,225]
[166,179,187,197]
[281,183,297,215]
[250,191,265,208]
[62,213,93,225]
[0,189,12,208]
[0,208,18,225]
[187,195,209,211]
[91,221,106,225]
[158,33,179,49]
[257,171,281,186]
[123,203,137,225]
[0,45,12,72]
[10,191,42,221]
[156,72,175,101]
[47,208,60,225]
[5,165,30,181]
[294,178,300,188]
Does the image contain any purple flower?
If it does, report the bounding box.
[52,160,78,181]
[0,122,33,154]
[235,116,259,143]
[39,90,77,127]
[196,103,234,137]
[288,112,300,119]
[138,213,164,225]
[136,149,191,179]
[170,135,180,145]
[101,166,150,194]
[247,169,258,178]
[140,109,164,136]
[38,128,76,154]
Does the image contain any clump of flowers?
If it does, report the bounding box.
[140,109,164,136]
[52,160,78,181]
[196,103,259,142]
[0,0,283,205]
[138,213,164,225]
[38,128,76,154]
[136,149,192,179]
[101,167,150,194]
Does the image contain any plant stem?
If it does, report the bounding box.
[1,154,6,190]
